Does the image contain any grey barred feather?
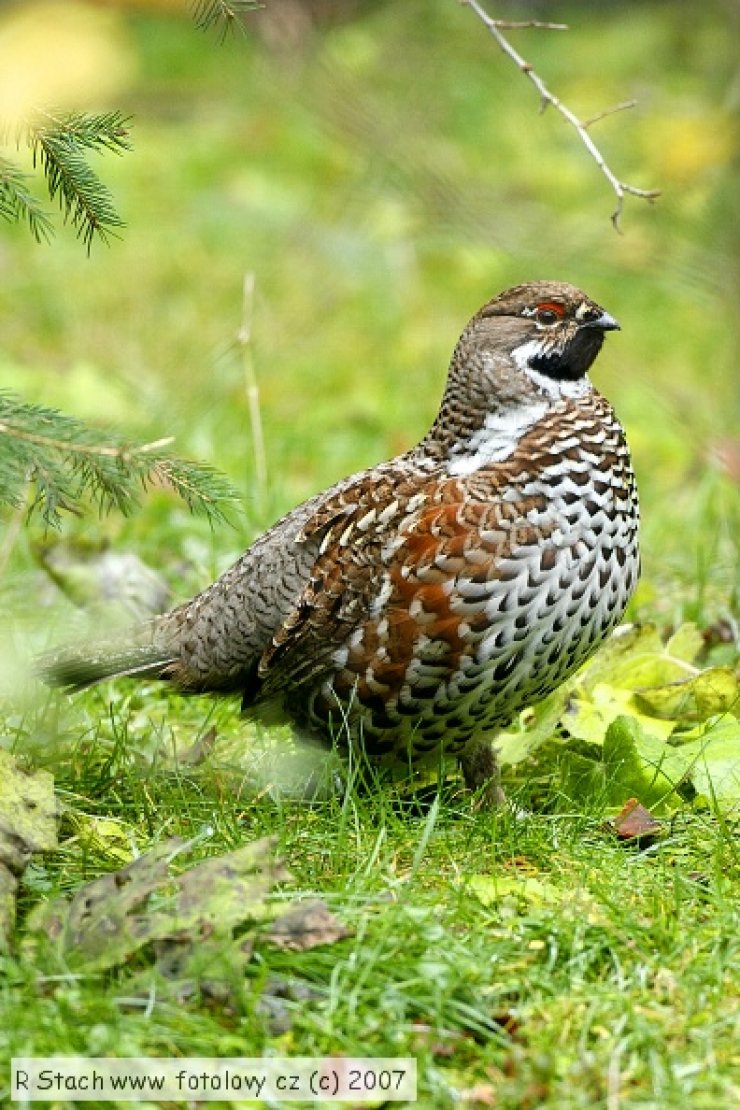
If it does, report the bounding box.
[39,643,177,691]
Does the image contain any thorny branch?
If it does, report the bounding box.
[462,0,660,229]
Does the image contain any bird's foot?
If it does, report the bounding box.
[459,739,505,810]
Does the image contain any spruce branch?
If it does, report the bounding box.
[0,393,239,527]
[0,156,53,242]
[28,111,131,249]
[191,0,261,39]
[462,0,660,229]
[0,111,131,249]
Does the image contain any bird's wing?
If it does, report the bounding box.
[257,466,426,682]
[257,464,550,698]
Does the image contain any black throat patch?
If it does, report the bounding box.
[528,329,605,381]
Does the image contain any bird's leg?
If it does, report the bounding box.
[459,738,506,809]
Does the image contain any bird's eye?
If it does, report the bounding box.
[534,302,566,326]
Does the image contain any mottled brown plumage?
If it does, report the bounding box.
[41,281,640,801]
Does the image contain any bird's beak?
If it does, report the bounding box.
[583,310,620,332]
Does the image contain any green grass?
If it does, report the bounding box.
[3,739,739,1107]
[1,1,738,1106]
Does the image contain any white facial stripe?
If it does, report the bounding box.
[511,338,591,400]
[511,338,546,372]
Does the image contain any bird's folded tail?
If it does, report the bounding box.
[37,640,178,693]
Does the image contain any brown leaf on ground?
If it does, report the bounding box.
[490,1011,521,1037]
[266,898,352,951]
[503,856,538,874]
[607,798,663,842]
[255,975,323,1035]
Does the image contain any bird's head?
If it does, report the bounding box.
[422,281,622,464]
[469,280,620,388]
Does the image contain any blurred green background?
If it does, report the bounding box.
[1,8,738,1097]
[1,0,737,627]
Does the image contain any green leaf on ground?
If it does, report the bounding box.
[62,812,135,866]
[674,716,740,811]
[0,750,57,947]
[634,667,738,722]
[495,688,570,766]
[468,873,563,909]
[564,682,676,745]
[500,623,739,815]
[578,625,672,689]
[22,833,351,1010]
[665,624,705,664]
[23,835,289,972]
[561,715,690,811]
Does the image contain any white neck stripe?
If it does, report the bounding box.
[447,400,548,475]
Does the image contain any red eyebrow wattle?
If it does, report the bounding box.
[537,301,566,316]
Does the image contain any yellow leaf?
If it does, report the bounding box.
[634,667,738,722]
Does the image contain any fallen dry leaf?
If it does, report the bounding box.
[608,798,663,842]
[266,898,352,951]
[255,975,323,1035]
[503,856,539,875]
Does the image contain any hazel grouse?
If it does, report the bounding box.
[41,281,640,801]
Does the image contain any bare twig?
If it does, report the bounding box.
[462,0,660,229]
[582,100,637,130]
[485,20,568,31]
